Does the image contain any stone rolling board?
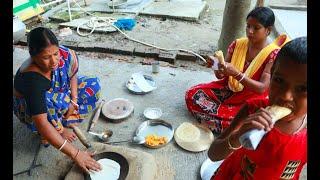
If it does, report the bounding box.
[64,142,157,180]
[67,0,155,14]
[59,17,117,33]
[140,0,208,21]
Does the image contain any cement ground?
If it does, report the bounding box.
[20,0,306,61]
[13,46,307,179]
[13,47,216,180]
[13,0,307,179]
[25,0,237,55]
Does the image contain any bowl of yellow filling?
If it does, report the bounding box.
[134,120,174,148]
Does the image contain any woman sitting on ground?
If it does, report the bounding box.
[13,27,102,173]
[185,7,289,134]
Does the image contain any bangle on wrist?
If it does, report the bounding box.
[72,149,80,160]
[227,135,242,150]
[70,100,79,108]
[234,71,242,78]
[71,96,78,100]
[238,74,246,82]
[58,139,67,151]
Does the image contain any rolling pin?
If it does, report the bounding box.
[71,125,92,149]
[87,99,105,132]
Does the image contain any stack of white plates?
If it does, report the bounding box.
[126,72,156,94]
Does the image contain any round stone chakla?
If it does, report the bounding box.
[101,98,134,123]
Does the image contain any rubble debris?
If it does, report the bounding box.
[180,64,188,68]
[141,58,153,65]
[176,52,196,61]
[58,27,73,37]
[159,61,169,67]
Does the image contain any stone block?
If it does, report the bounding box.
[145,48,160,58]
[93,42,115,53]
[176,51,196,61]
[133,46,146,57]
[112,45,135,56]
[158,51,177,64]
[198,49,213,59]
[72,42,95,52]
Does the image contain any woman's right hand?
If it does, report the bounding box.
[208,56,225,79]
[214,70,225,79]
[74,150,102,173]
[236,107,274,136]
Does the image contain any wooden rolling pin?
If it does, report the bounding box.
[71,125,92,149]
[87,99,105,132]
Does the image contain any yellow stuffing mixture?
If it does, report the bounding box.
[145,134,167,146]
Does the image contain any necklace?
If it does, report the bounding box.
[293,115,307,134]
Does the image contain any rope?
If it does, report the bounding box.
[71,0,207,63]
[76,16,117,36]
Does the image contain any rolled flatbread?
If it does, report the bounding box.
[239,105,292,150]
[265,105,292,123]
[89,159,120,180]
[175,122,201,142]
[214,50,225,65]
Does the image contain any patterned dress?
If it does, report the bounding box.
[185,40,279,134]
[13,45,101,146]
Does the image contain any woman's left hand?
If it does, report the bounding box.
[219,62,240,77]
[63,103,78,119]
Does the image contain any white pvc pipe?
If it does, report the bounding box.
[40,0,64,7]
[67,0,72,22]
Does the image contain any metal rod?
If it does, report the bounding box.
[103,140,131,144]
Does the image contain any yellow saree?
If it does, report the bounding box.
[228,34,290,92]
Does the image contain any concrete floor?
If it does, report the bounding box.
[273,9,307,39]
[13,47,215,180]
[33,0,306,63]
[13,1,308,178]
[12,47,307,179]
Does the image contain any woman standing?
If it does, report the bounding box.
[185,7,290,134]
[13,27,101,173]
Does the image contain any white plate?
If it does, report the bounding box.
[131,72,155,92]
[200,158,224,180]
[126,73,156,94]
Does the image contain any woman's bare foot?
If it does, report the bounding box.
[61,128,78,143]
